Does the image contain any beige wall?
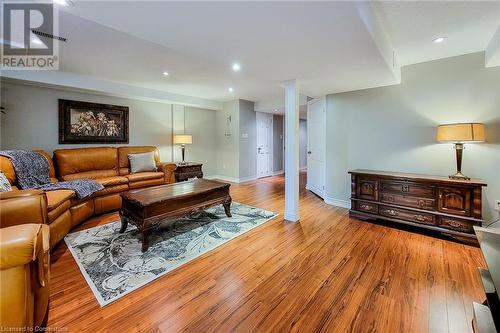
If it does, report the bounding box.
[238,99,257,180]
[0,81,218,175]
[215,100,240,180]
[326,52,500,222]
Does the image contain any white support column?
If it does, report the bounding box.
[284,79,300,222]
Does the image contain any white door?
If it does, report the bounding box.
[306,97,326,198]
[256,112,273,178]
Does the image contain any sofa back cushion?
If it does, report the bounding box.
[54,147,118,181]
[118,146,160,175]
[0,150,56,186]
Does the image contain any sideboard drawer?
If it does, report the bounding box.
[438,216,474,233]
[380,205,435,225]
[356,201,378,214]
[380,193,435,211]
[357,178,379,201]
[380,181,435,198]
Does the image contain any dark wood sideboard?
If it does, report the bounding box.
[349,169,487,242]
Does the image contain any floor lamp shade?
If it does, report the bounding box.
[436,123,485,180]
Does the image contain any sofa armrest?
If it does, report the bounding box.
[0,224,50,328]
[0,224,50,269]
[0,190,47,228]
[157,162,177,184]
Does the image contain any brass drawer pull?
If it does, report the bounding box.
[414,215,427,222]
[360,204,370,210]
[386,209,397,216]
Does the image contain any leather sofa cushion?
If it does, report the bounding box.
[118,146,160,175]
[125,172,164,183]
[45,190,75,211]
[54,147,118,180]
[62,170,118,181]
[128,178,165,189]
[95,176,128,187]
[94,184,129,197]
[47,199,71,223]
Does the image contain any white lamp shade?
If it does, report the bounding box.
[173,134,193,144]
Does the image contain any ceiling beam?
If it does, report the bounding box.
[0,70,223,110]
[485,25,500,68]
[355,2,401,83]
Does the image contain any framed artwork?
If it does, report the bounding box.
[58,99,129,144]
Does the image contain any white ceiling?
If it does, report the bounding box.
[2,1,499,114]
[372,1,500,65]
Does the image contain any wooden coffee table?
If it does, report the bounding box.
[119,178,232,252]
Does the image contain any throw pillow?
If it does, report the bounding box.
[128,152,157,173]
[0,171,12,192]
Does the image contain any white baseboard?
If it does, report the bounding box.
[324,196,351,209]
[239,175,258,183]
[272,170,284,176]
[205,175,257,183]
[305,185,326,199]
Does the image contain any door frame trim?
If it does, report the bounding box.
[306,96,326,198]
[256,111,274,178]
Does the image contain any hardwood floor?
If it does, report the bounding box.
[47,172,486,332]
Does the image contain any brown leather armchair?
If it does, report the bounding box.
[0,224,50,330]
[0,190,47,229]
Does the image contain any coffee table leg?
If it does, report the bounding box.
[223,201,232,217]
[142,228,150,252]
[119,213,128,233]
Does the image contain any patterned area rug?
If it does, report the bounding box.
[65,202,278,306]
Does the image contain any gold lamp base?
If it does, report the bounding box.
[448,143,470,180]
[449,172,470,180]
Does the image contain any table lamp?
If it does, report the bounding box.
[173,134,193,164]
[436,123,485,180]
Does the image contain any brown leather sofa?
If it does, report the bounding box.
[0,224,50,330]
[0,146,175,329]
[0,146,176,248]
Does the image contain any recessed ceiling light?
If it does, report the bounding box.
[232,63,241,72]
[228,87,234,92]
[274,109,278,112]
[53,0,74,7]
[432,37,446,43]
[162,71,169,76]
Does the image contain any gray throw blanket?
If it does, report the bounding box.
[0,150,104,199]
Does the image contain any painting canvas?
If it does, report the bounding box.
[59,99,129,144]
